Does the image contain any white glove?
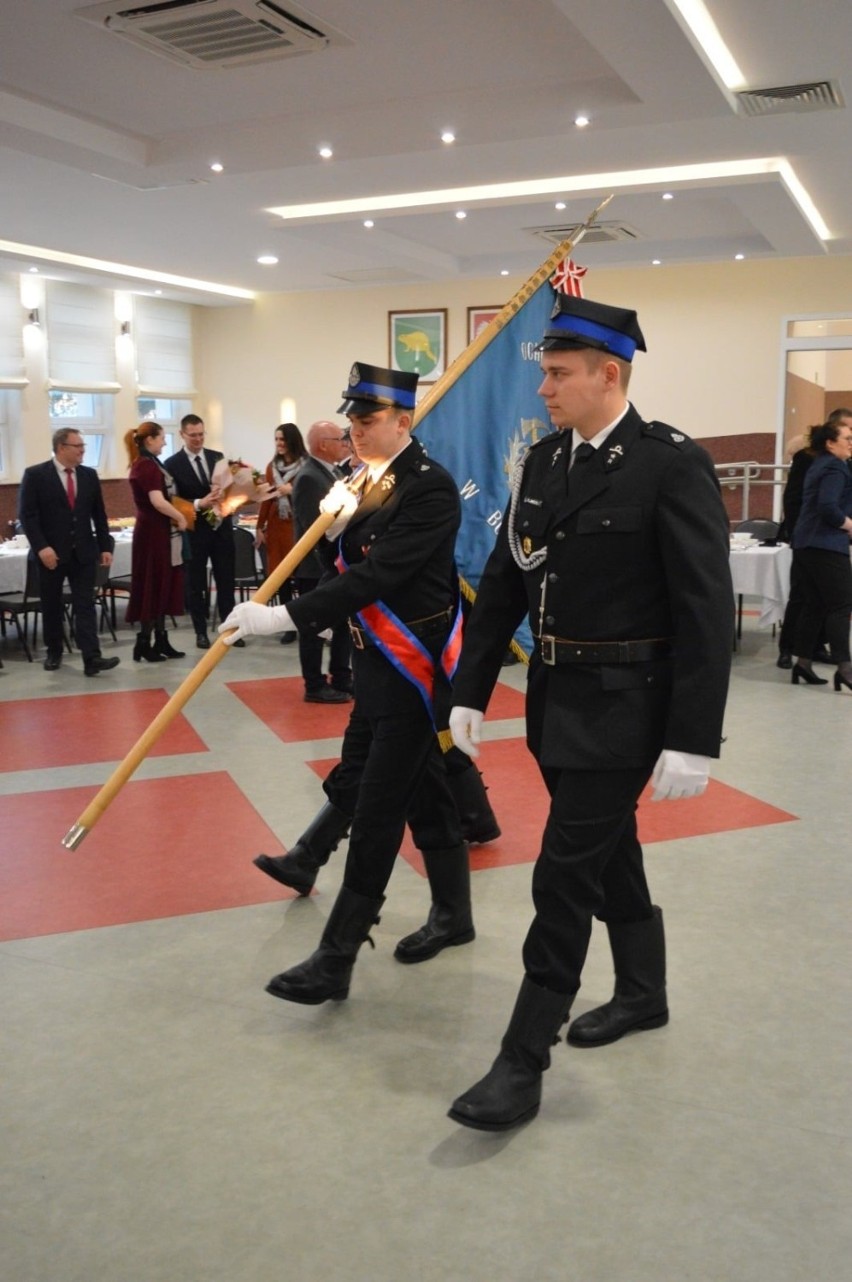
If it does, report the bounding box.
[320,481,359,540]
[650,749,711,801]
[449,706,484,759]
[218,603,294,645]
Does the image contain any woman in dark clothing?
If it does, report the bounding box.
[777,408,852,667]
[255,422,307,640]
[124,422,188,662]
[790,417,852,691]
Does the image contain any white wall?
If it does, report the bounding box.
[194,255,852,469]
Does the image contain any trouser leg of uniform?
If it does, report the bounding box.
[341,702,441,900]
[521,765,653,995]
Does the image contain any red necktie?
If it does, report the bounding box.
[65,468,76,508]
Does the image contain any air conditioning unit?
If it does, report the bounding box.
[525,221,642,247]
[75,0,351,68]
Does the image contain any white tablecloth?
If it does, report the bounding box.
[729,545,793,628]
[0,534,133,594]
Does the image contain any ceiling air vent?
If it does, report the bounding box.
[526,221,642,248]
[75,0,351,68]
[736,80,845,117]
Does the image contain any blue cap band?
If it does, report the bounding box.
[547,313,638,362]
[349,378,417,409]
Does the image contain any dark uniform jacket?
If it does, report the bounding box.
[19,460,112,565]
[452,406,733,770]
[288,437,460,717]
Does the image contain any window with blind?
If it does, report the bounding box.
[45,281,118,390]
[0,274,26,389]
[133,297,196,397]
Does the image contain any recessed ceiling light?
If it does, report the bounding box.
[210,161,224,173]
[441,130,456,144]
[363,219,374,228]
[574,115,590,128]
[555,201,566,211]
[735,253,745,260]
[500,269,510,276]
[662,191,674,200]
[652,259,662,265]
[318,145,333,159]
[257,255,279,265]
[455,210,467,220]
[29,266,39,273]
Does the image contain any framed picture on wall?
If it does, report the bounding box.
[388,309,447,384]
[467,305,501,344]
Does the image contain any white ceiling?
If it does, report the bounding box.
[2,0,851,305]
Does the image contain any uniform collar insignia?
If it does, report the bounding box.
[380,473,395,490]
[671,432,685,442]
[605,443,624,466]
[550,445,563,467]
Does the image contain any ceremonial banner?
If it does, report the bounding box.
[415,280,557,599]
[414,211,601,656]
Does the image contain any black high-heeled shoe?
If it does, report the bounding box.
[833,670,852,692]
[791,663,828,686]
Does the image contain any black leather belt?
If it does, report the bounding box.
[537,636,672,666]
[349,608,453,650]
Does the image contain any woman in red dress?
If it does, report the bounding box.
[123,422,188,662]
[254,422,306,641]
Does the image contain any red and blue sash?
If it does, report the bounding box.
[336,549,462,727]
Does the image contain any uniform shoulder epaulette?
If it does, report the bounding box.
[527,431,561,454]
[642,420,692,449]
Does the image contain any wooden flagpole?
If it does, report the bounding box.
[413,193,613,427]
[61,505,346,850]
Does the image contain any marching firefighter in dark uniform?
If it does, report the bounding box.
[447,295,733,1131]
[221,362,475,999]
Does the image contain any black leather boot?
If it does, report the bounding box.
[567,906,668,1047]
[447,763,501,844]
[253,801,352,895]
[154,630,185,659]
[448,977,574,1131]
[133,634,166,663]
[394,844,475,963]
[265,886,384,1005]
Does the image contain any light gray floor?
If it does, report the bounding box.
[1,617,850,1282]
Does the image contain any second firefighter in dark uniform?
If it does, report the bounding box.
[221,363,474,1000]
[447,295,733,1131]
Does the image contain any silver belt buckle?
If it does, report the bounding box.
[541,635,556,665]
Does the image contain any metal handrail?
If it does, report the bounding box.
[714,460,789,523]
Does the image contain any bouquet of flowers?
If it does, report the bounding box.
[203,458,276,527]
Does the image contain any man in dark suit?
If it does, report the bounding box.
[220,362,472,1005]
[164,413,241,649]
[290,419,353,703]
[446,295,733,1131]
[18,428,119,676]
